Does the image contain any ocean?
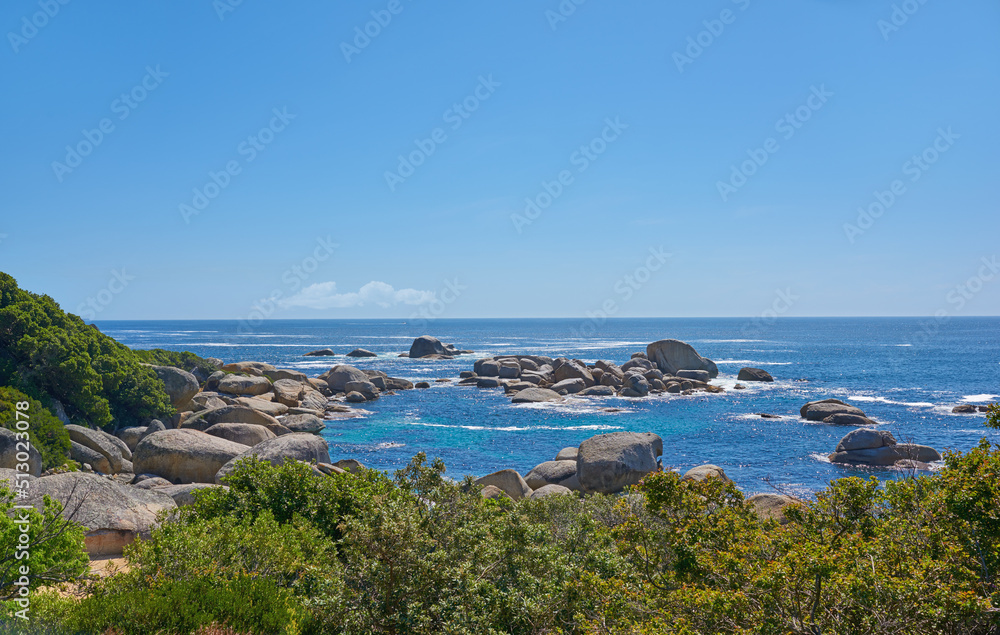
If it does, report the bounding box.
[96,317,1000,498]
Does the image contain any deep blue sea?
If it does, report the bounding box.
[96,318,1000,498]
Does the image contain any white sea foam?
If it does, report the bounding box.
[714,359,794,366]
[809,453,832,464]
[374,442,405,449]
[962,394,998,403]
[848,395,936,408]
[402,421,622,432]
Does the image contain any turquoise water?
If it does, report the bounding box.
[98,317,1000,497]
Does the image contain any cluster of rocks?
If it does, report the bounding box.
[317,363,414,403]
[828,428,941,469]
[952,404,992,414]
[303,336,473,361]
[800,398,880,427]
[460,339,728,403]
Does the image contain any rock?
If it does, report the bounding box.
[835,428,896,452]
[738,367,774,382]
[133,429,249,484]
[459,371,476,379]
[682,464,730,482]
[281,414,325,434]
[409,336,468,359]
[823,413,879,427]
[952,404,978,414]
[551,378,586,395]
[621,358,654,373]
[151,365,200,409]
[264,369,310,383]
[498,361,521,379]
[65,425,124,474]
[676,369,711,382]
[222,361,276,375]
[555,447,578,461]
[191,393,228,411]
[800,399,866,422]
[158,483,225,507]
[747,493,797,524]
[23,472,176,556]
[143,419,167,437]
[481,485,510,501]
[215,434,331,484]
[0,428,42,476]
[504,381,538,395]
[117,427,147,452]
[554,361,595,386]
[317,463,346,476]
[325,365,370,392]
[511,388,563,404]
[304,349,336,356]
[181,405,282,432]
[132,476,172,489]
[234,397,289,417]
[217,374,272,396]
[333,459,365,473]
[478,360,501,377]
[830,444,942,466]
[665,382,682,394]
[980,405,993,413]
[579,385,615,397]
[529,484,573,499]
[346,348,377,358]
[298,391,328,411]
[345,391,366,403]
[385,377,414,390]
[272,379,305,406]
[204,371,226,392]
[646,339,719,378]
[477,377,503,388]
[576,432,662,494]
[99,430,132,461]
[619,374,650,398]
[204,422,276,447]
[344,380,379,401]
[69,441,111,474]
[734,384,746,390]
[415,382,431,389]
[525,461,578,490]
[475,469,532,500]
[894,459,934,471]
[0,468,35,488]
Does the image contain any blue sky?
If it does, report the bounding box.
[1,0,998,320]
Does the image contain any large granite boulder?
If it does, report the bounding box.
[280,414,325,434]
[828,428,942,466]
[215,434,331,484]
[271,379,305,406]
[23,472,176,556]
[646,339,719,378]
[69,441,111,474]
[217,374,273,396]
[511,388,563,404]
[65,424,124,474]
[800,399,867,422]
[529,484,573,499]
[324,365,370,392]
[0,428,42,476]
[737,367,774,382]
[344,380,379,401]
[577,432,662,494]
[551,378,586,395]
[554,361,595,387]
[305,349,336,356]
[555,447,578,461]
[157,483,226,507]
[823,413,879,427]
[346,348,377,358]
[682,464,730,482]
[409,336,467,359]
[619,374,650,398]
[475,469,532,500]
[204,422,276,447]
[133,429,248,484]
[747,493,798,524]
[234,396,288,417]
[525,461,578,490]
[181,405,282,432]
[151,365,200,408]
[116,426,147,452]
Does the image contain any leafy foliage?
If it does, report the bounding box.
[0,272,173,429]
[0,387,70,470]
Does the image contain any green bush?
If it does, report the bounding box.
[0,272,173,429]
[133,348,218,378]
[0,386,70,470]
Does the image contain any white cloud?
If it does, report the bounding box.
[279,281,435,310]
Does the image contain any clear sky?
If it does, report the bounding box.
[1,0,998,321]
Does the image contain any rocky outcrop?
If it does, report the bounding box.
[511,388,563,404]
[408,336,470,359]
[133,429,248,484]
[800,399,867,422]
[280,414,325,434]
[70,441,111,474]
[215,434,331,484]
[551,378,586,395]
[577,432,662,494]
[475,469,532,500]
[23,472,176,556]
[217,374,272,396]
[323,365,370,392]
[346,348,377,358]
[181,405,283,433]
[525,460,578,490]
[151,365,200,409]
[823,413,879,427]
[304,349,336,356]
[646,339,719,378]
[0,428,42,476]
[828,428,942,466]
[204,422,276,447]
[737,367,774,382]
[65,425,124,474]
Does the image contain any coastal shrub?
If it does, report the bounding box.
[0,272,173,429]
[133,347,218,379]
[0,386,71,469]
[0,486,89,605]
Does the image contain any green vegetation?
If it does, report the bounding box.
[0,273,173,429]
[0,387,71,470]
[132,348,218,378]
